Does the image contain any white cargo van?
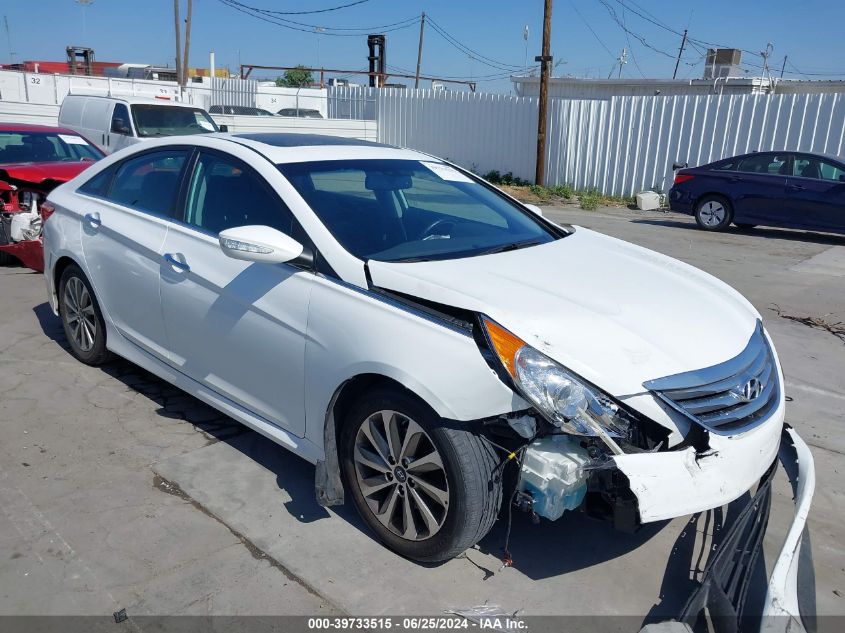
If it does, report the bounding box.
[58,95,221,154]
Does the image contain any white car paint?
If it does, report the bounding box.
[58,94,217,154]
[42,134,813,627]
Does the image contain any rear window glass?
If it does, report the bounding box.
[737,154,789,175]
[106,150,187,216]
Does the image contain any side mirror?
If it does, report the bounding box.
[524,203,544,217]
[839,174,845,182]
[111,118,131,135]
[218,124,229,133]
[672,160,688,171]
[218,225,303,264]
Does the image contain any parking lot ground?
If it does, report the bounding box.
[0,206,843,625]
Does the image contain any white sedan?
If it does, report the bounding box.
[42,133,813,625]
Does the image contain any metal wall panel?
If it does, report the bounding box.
[210,77,257,108]
[376,88,539,181]
[547,92,845,196]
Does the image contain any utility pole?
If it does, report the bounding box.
[3,16,16,64]
[779,55,787,79]
[414,12,426,89]
[173,0,182,85]
[672,29,687,79]
[534,0,553,186]
[182,0,193,88]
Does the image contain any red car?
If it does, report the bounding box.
[0,123,103,271]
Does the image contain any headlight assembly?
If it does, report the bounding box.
[481,316,632,445]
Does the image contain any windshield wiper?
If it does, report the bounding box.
[477,240,542,256]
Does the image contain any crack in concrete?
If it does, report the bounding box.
[152,474,346,615]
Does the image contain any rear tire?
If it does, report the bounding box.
[694,195,733,231]
[58,264,111,366]
[339,387,502,563]
[0,250,14,265]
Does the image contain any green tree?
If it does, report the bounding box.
[276,66,314,88]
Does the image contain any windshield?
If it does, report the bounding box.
[131,104,218,137]
[0,131,103,163]
[278,159,559,262]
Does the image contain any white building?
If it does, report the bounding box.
[510,75,845,100]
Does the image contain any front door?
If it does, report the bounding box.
[785,154,845,232]
[79,148,189,361]
[159,149,313,436]
[107,102,136,153]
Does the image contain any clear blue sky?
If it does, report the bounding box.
[3,0,843,92]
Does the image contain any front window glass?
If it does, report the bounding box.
[0,131,103,162]
[111,103,131,134]
[130,104,218,137]
[278,159,559,262]
[185,152,293,235]
[107,150,187,215]
[793,156,845,181]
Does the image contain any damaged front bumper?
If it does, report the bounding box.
[643,426,815,633]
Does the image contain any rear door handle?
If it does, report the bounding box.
[84,212,101,228]
[729,177,744,182]
[164,252,190,272]
[786,184,805,192]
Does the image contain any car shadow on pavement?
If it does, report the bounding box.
[631,219,845,245]
[475,505,668,581]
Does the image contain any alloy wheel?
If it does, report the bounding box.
[352,410,450,541]
[698,201,726,227]
[63,276,97,352]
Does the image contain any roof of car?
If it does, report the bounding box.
[62,94,204,108]
[233,133,389,148]
[707,150,845,166]
[0,122,82,134]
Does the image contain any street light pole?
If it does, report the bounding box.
[534,0,553,186]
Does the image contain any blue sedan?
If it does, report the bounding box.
[668,151,845,234]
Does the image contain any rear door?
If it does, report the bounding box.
[78,148,190,361]
[732,153,791,224]
[785,154,845,232]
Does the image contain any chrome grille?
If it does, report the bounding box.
[643,322,780,433]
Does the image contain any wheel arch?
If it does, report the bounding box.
[694,191,734,212]
[315,372,442,508]
[51,255,82,313]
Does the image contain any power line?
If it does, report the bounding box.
[426,16,524,72]
[568,0,615,60]
[619,2,645,77]
[596,0,677,59]
[216,0,418,36]
[241,0,371,15]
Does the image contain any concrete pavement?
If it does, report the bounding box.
[0,206,842,624]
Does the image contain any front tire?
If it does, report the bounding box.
[695,195,733,231]
[340,388,502,562]
[58,264,111,366]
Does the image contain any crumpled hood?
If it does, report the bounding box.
[367,227,760,398]
[0,161,92,187]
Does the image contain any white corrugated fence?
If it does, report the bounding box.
[375,88,845,196]
[548,92,845,196]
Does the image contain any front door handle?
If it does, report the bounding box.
[786,184,805,192]
[164,253,190,272]
[84,212,101,229]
